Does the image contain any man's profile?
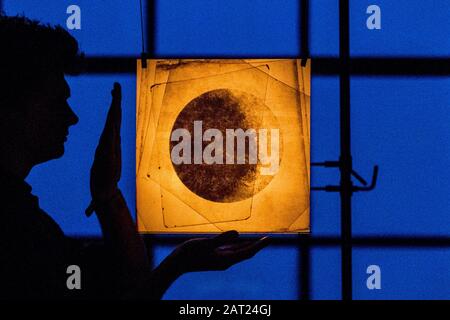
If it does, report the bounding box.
[0,15,268,300]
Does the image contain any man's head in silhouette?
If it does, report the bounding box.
[0,15,81,178]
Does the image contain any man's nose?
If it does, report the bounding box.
[66,104,79,126]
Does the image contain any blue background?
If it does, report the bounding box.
[3,0,450,299]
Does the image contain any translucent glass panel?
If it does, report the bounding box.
[137,59,310,233]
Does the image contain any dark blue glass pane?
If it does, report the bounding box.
[3,0,141,55]
[311,76,340,235]
[352,77,450,236]
[310,0,339,56]
[350,0,450,56]
[311,247,341,299]
[155,245,298,299]
[26,75,136,236]
[353,248,450,299]
[155,0,300,56]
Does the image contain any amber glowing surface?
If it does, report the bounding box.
[136,59,310,233]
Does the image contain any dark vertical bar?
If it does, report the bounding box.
[139,0,148,67]
[146,0,156,56]
[299,235,311,300]
[300,0,309,59]
[300,0,309,67]
[145,0,156,268]
[299,1,311,300]
[339,0,352,300]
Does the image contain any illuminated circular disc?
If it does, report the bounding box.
[170,89,282,203]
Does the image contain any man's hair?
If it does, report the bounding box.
[0,14,83,109]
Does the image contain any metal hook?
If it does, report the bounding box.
[311,163,379,193]
[353,166,378,192]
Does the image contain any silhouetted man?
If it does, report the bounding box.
[0,15,268,300]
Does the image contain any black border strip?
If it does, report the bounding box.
[82,57,450,75]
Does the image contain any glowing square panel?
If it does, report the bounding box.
[136,59,310,233]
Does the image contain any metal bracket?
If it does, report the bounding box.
[311,161,379,193]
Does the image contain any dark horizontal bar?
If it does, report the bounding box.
[141,235,450,248]
[145,236,450,248]
[76,235,450,247]
[312,236,450,247]
[82,56,450,76]
[313,57,450,76]
[83,57,137,74]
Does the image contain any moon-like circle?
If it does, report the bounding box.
[170,89,281,203]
